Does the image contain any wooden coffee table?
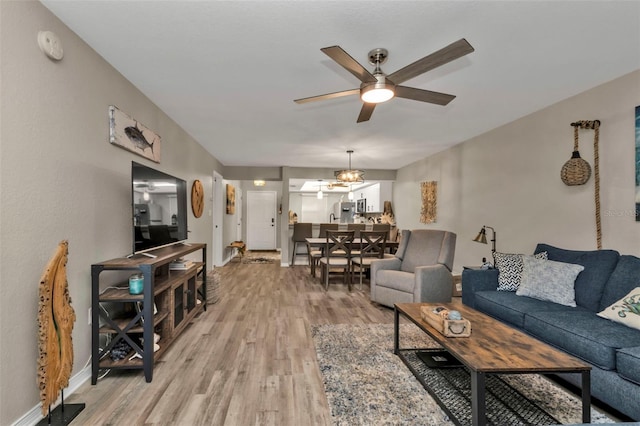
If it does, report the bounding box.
[394,303,592,426]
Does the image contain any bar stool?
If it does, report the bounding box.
[291,222,313,267]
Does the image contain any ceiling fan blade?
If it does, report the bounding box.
[395,86,456,105]
[357,103,376,123]
[294,88,359,104]
[387,38,474,85]
[321,46,377,84]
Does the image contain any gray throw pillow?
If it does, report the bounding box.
[516,256,584,307]
[494,251,548,291]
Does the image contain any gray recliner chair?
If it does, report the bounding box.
[370,229,456,308]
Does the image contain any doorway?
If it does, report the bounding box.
[212,171,224,266]
[246,190,277,250]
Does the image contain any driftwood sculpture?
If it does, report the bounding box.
[37,240,75,415]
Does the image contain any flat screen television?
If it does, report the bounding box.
[131,161,188,254]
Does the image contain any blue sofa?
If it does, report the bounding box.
[462,243,640,421]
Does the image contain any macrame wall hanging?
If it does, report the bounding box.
[420,181,437,224]
[561,120,602,249]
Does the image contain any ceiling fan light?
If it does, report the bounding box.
[361,83,395,103]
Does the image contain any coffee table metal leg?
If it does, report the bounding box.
[470,371,486,426]
[581,370,591,423]
[394,306,400,355]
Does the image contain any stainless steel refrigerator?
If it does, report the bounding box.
[333,202,355,223]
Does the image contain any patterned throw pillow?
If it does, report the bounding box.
[597,287,640,331]
[516,257,584,307]
[494,251,548,291]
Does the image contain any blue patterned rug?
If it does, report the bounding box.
[312,323,615,426]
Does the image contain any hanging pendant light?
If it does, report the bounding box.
[335,150,364,183]
[317,180,323,199]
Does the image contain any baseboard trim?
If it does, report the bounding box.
[12,366,91,426]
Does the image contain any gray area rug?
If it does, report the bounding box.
[311,323,615,426]
[242,250,280,264]
[242,257,276,264]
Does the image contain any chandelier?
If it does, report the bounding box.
[335,150,364,183]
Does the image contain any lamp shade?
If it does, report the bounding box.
[473,227,487,244]
[473,225,496,253]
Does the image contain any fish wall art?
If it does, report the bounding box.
[109,105,161,163]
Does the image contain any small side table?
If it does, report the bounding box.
[452,273,462,297]
[228,241,246,262]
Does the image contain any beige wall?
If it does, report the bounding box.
[0,2,224,423]
[394,70,640,273]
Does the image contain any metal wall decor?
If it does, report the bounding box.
[109,105,161,163]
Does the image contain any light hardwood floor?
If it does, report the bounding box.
[68,255,396,425]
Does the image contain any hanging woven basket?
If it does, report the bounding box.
[561,125,591,186]
[561,151,591,186]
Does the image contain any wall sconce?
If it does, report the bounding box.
[253,180,266,187]
[473,225,497,253]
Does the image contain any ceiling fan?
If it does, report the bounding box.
[294,38,474,123]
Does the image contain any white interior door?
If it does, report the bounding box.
[246,191,277,250]
[236,188,243,241]
[213,171,224,266]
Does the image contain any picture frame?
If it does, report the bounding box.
[109,105,161,163]
[635,105,640,221]
[226,184,236,214]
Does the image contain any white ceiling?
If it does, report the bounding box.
[40,1,640,171]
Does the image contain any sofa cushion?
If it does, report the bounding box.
[524,310,640,370]
[494,251,548,291]
[376,270,415,293]
[535,244,620,312]
[617,346,640,385]
[516,257,583,307]
[598,287,640,331]
[474,291,586,329]
[600,255,640,311]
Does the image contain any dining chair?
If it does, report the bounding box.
[351,230,392,290]
[372,223,391,233]
[347,223,366,238]
[290,222,313,267]
[318,230,355,291]
[308,223,339,276]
